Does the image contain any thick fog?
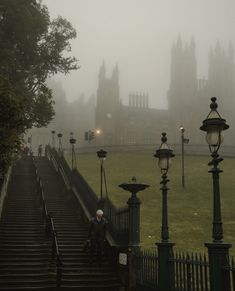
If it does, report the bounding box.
[43,0,235,109]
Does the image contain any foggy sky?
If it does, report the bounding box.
[43,0,235,109]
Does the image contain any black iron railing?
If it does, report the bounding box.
[70,168,98,215]
[134,250,210,291]
[49,215,62,288]
[46,144,130,245]
[103,198,129,245]
[0,166,12,218]
[224,257,235,291]
[135,249,158,289]
[33,159,62,287]
[171,252,209,291]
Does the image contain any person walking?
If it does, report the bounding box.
[87,209,107,266]
[38,144,43,157]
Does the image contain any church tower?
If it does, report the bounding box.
[208,42,235,117]
[206,42,235,144]
[167,36,198,143]
[95,62,121,144]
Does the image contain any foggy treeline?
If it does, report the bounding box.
[29,80,95,150]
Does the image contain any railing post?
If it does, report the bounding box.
[128,247,139,291]
[205,243,231,291]
[57,254,62,288]
[125,194,142,290]
[118,179,149,291]
[127,193,141,247]
[156,242,175,291]
[46,214,51,237]
[52,234,56,260]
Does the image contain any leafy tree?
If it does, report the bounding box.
[0,0,78,176]
[0,77,25,177]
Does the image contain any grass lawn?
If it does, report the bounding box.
[66,151,235,255]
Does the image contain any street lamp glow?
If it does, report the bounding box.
[154,132,174,175]
[96,129,101,135]
[200,97,229,153]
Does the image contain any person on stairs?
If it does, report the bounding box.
[87,209,107,266]
[38,144,43,157]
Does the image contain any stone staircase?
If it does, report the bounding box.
[0,156,55,290]
[36,157,121,290]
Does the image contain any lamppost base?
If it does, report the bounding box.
[156,241,175,291]
[205,242,232,291]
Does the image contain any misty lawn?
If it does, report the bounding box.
[66,152,235,255]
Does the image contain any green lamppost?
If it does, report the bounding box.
[154,132,175,242]
[179,126,189,188]
[154,132,175,291]
[51,130,56,148]
[96,149,107,207]
[57,133,63,153]
[200,97,231,291]
[180,126,185,188]
[69,132,77,169]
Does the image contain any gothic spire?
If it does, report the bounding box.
[98,60,106,82]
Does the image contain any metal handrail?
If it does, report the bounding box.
[49,215,62,288]
[33,160,62,287]
[46,144,130,245]
[0,165,12,218]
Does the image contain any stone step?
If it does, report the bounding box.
[57,248,84,253]
[0,243,48,249]
[57,234,87,238]
[60,277,120,286]
[0,279,55,288]
[57,243,85,248]
[1,218,43,222]
[0,226,44,230]
[61,266,111,272]
[0,267,54,274]
[54,227,87,231]
[0,253,51,258]
[0,248,50,253]
[0,273,55,280]
[0,262,51,268]
[3,210,41,214]
[0,257,50,262]
[60,284,121,290]
[0,230,45,234]
[0,237,46,242]
[0,221,44,225]
[2,212,41,216]
[62,273,117,281]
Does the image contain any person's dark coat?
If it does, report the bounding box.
[88,216,107,241]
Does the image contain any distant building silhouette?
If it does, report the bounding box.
[95,62,166,145]
[168,37,235,144]
[96,37,235,145]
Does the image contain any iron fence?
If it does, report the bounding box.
[171,252,209,291]
[134,250,210,291]
[135,249,158,290]
[103,198,129,245]
[225,256,235,291]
